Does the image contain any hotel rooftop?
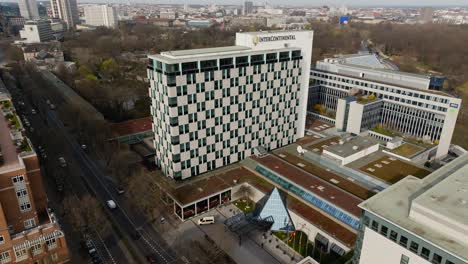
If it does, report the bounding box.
[360,153,468,262]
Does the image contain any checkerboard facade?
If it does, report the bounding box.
[149,48,305,180]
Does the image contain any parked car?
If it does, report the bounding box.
[31,109,36,115]
[49,104,56,110]
[198,216,215,225]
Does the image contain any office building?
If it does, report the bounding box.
[309,53,461,159]
[354,153,468,264]
[19,20,54,43]
[49,0,79,29]
[0,83,70,263]
[244,1,254,14]
[148,30,313,179]
[84,4,118,28]
[18,0,39,20]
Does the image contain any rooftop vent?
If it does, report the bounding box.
[352,146,359,151]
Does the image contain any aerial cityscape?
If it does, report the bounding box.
[0,0,467,264]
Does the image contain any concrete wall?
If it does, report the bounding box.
[335,98,347,131]
[346,101,364,135]
[358,227,431,264]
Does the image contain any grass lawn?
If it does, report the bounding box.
[233,198,255,214]
[360,156,431,184]
[371,126,399,137]
[273,230,313,257]
[390,143,424,158]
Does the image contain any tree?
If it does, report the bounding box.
[100,58,119,79]
[126,168,163,221]
[237,184,254,199]
[5,46,24,62]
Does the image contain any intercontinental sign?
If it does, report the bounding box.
[253,35,296,45]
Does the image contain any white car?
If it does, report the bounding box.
[198,216,215,225]
[106,200,117,209]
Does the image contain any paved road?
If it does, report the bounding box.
[31,70,178,263]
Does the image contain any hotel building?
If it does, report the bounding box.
[309,53,461,159]
[354,153,468,264]
[0,80,69,263]
[148,31,313,180]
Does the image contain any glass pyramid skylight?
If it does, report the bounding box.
[258,187,295,232]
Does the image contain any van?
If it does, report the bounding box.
[197,216,215,225]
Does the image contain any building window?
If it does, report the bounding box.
[12,175,24,183]
[46,237,57,250]
[390,230,398,241]
[371,220,379,231]
[399,236,408,247]
[432,253,442,264]
[0,251,10,264]
[24,218,35,229]
[31,243,42,256]
[0,236,3,244]
[421,247,430,260]
[14,249,27,261]
[409,241,419,253]
[400,255,410,264]
[379,225,388,236]
[19,202,31,212]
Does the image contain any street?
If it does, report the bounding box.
[4,71,178,264]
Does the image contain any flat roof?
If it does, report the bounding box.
[360,154,468,262]
[152,163,357,247]
[273,149,375,200]
[0,103,20,170]
[324,137,379,158]
[110,117,152,137]
[359,156,431,184]
[251,154,362,217]
[161,45,251,57]
[311,68,455,98]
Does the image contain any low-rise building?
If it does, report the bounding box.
[18,20,54,43]
[354,153,468,264]
[21,42,64,63]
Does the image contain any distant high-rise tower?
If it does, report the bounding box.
[84,4,118,28]
[18,0,40,20]
[49,0,79,29]
[420,7,434,23]
[244,1,254,15]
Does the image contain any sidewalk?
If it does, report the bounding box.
[216,204,304,264]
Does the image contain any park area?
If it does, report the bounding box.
[360,156,431,184]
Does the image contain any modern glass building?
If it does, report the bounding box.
[258,188,294,231]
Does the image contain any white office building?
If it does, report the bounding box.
[309,53,461,159]
[19,20,54,43]
[354,153,468,264]
[84,4,118,28]
[50,0,79,29]
[18,0,39,20]
[148,31,313,180]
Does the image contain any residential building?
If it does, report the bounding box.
[19,20,54,43]
[159,11,176,19]
[354,153,468,264]
[49,0,79,29]
[309,53,461,159]
[148,30,313,179]
[244,1,254,15]
[21,42,64,63]
[18,0,39,20]
[83,4,118,28]
[0,83,70,263]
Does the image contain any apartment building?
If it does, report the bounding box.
[18,0,39,20]
[354,153,468,264]
[83,4,118,28]
[49,0,79,29]
[0,83,69,263]
[148,30,313,179]
[309,53,461,159]
[19,20,54,43]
